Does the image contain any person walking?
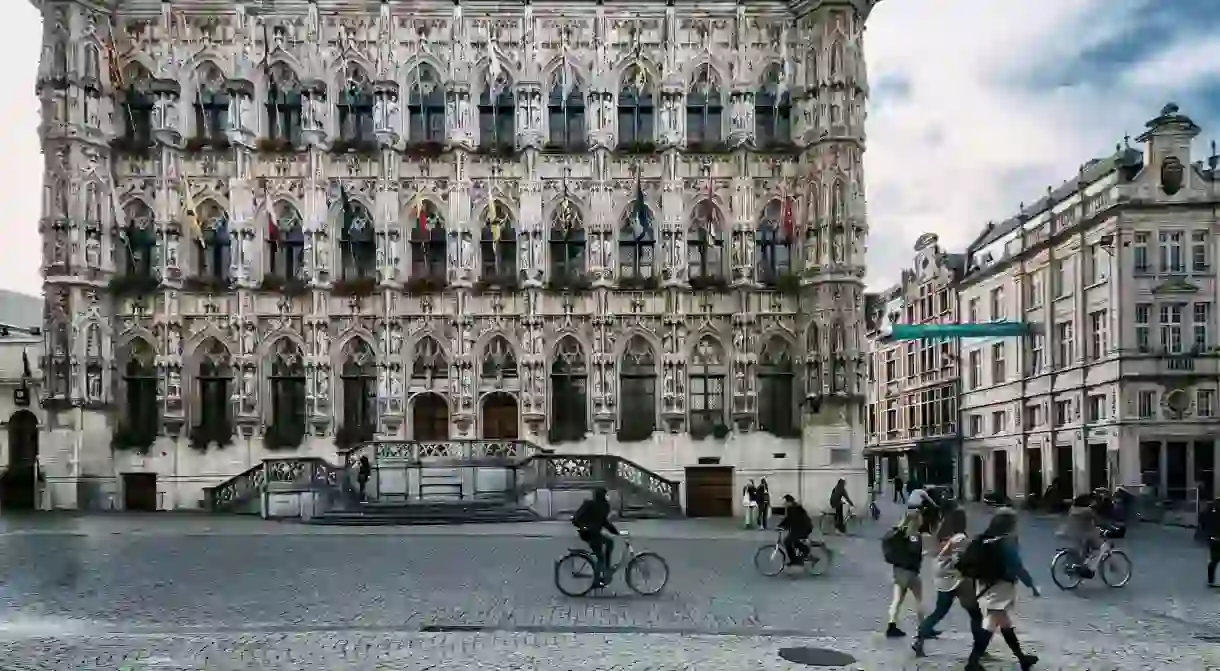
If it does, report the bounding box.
[742,480,759,529]
[1201,495,1220,587]
[893,475,905,503]
[881,509,925,638]
[357,455,372,501]
[758,478,771,529]
[965,508,1040,671]
[830,478,855,534]
[912,507,985,657]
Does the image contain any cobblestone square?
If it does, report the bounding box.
[0,513,1216,669]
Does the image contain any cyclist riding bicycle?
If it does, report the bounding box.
[829,479,855,533]
[572,487,621,587]
[777,494,814,565]
[1058,494,1103,571]
[906,485,941,533]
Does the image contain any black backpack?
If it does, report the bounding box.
[957,536,1007,583]
[881,526,920,570]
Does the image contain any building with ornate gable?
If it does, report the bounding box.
[33,0,877,513]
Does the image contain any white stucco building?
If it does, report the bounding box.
[33,0,879,514]
[957,104,1220,511]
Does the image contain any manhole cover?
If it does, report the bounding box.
[778,647,857,667]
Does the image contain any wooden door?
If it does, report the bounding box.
[684,466,734,517]
[481,392,519,440]
[123,473,158,511]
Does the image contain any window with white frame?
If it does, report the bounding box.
[1159,231,1185,273]
[884,348,896,381]
[1084,243,1107,284]
[1137,390,1156,419]
[1135,303,1152,352]
[969,414,983,436]
[1133,232,1150,273]
[905,342,916,380]
[1054,399,1071,426]
[991,410,1005,434]
[968,349,981,390]
[991,342,1006,383]
[1051,259,1068,297]
[968,297,979,323]
[1086,394,1107,422]
[1198,389,1215,418]
[1194,302,1211,352]
[1160,303,1184,353]
[990,287,1005,321]
[1088,309,1108,361]
[1024,403,1042,429]
[1025,271,1043,308]
[1191,231,1210,272]
[1055,320,1074,366]
[1027,332,1044,374]
[885,399,898,432]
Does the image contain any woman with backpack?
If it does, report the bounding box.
[911,507,984,657]
[881,509,926,638]
[965,508,1041,671]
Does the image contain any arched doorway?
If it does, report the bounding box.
[412,393,450,441]
[3,410,40,510]
[481,392,519,440]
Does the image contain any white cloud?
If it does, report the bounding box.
[863,0,1220,290]
[0,3,44,298]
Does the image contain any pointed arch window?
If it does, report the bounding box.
[192,63,230,147]
[617,65,654,148]
[479,70,516,152]
[338,65,374,146]
[406,64,446,145]
[340,200,375,280]
[268,340,306,448]
[480,204,517,281]
[47,323,70,399]
[411,337,448,385]
[265,62,302,146]
[758,338,797,436]
[121,201,157,280]
[549,202,585,282]
[122,340,159,448]
[267,202,305,280]
[687,206,724,283]
[619,207,655,282]
[755,64,792,149]
[408,200,447,281]
[686,64,723,148]
[50,36,68,81]
[196,201,231,283]
[547,68,585,151]
[117,64,154,149]
[481,336,518,380]
[756,200,794,284]
[192,340,233,448]
[549,338,588,442]
[340,340,377,443]
[689,337,726,438]
[619,337,657,441]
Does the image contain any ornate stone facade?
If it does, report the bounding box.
[34,0,876,511]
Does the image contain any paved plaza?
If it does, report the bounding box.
[0,509,1217,669]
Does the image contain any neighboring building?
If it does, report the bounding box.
[0,291,44,510]
[864,234,964,493]
[957,104,1220,510]
[34,1,879,512]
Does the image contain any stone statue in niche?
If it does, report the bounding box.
[315,368,330,402]
[87,368,103,401]
[242,369,257,413]
[85,236,100,268]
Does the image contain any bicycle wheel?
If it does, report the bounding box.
[819,513,835,535]
[805,542,832,576]
[625,552,669,596]
[753,544,787,577]
[1050,549,1084,590]
[1099,550,1132,588]
[554,552,598,597]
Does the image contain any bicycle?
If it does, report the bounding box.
[554,531,670,597]
[1050,524,1132,590]
[754,529,833,577]
[818,506,861,534]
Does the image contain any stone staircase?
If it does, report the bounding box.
[309,498,541,526]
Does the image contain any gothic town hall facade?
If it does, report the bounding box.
[33,0,875,513]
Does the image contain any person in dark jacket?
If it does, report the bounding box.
[830,479,855,533]
[572,487,621,586]
[969,508,1040,671]
[1201,497,1220,587]
[777,494,814,565]
[357,456,372,500]
[757,478,771,529]
[893,475,905,503]
[883,509,925,638]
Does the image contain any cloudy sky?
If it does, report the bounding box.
[0,0,1217,297]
